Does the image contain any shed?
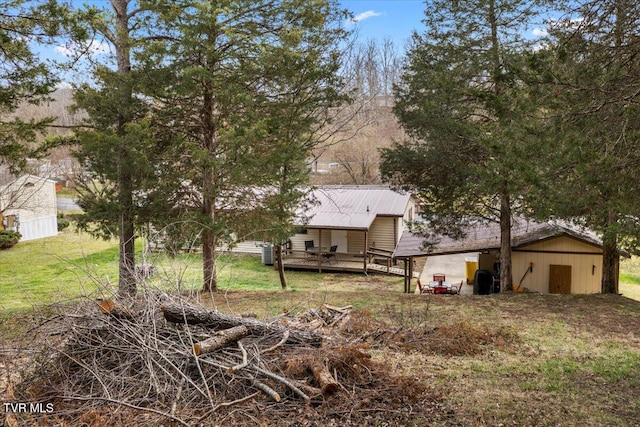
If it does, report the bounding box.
[394,219,611,294]
[0,174,58,241]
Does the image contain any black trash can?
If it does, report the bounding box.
[473,269,493,295]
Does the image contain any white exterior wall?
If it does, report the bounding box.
[218,240,266,255]
[16,216,58,241]
[513,236,603,294]
[1,176,58,241]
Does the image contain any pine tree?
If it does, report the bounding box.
[71,0,161,296]
[380,0,558,291]
[141,0,349,291]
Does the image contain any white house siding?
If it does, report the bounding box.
[16,216,58,241]
[218,240,266,255]
[513,236,603,294]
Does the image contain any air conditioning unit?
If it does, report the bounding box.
[261,244,274,265]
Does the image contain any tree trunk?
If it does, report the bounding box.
[275,244,288,289]
[161,302,323,347]
[118,185,136,297]
[202,228,217,292]
[113,0,136,297]
[499,191,513,292]
[601,213,619,294]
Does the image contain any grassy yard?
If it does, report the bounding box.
[2,231,640,425]
[0,229,403,314]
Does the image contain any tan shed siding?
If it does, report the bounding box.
[513,248,602,295]
[369,217,396,252]
[522,236,600,253]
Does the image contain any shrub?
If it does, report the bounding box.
[57,217,70,231]
[0,230,21,249]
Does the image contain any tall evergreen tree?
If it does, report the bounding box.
[71,0,161,296]
[534,0,640,293]
[142,0,349,291]
[380,0,557,291]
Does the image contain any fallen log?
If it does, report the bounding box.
[193,325,249,356]
[310,363,339,394]
[161,303,323,347]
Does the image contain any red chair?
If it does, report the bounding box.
[417,279,433,294]
[432,285,448,294]
[433,273,446,282]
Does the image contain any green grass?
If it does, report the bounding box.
[0,229,120,312]
[0,229,388,313]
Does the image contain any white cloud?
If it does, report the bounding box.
[347,10,384,26]
[55,40,111,57]
[532,27,548,37]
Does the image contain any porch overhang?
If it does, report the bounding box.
[301,212,377,231]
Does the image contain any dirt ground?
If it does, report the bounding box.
[2,279,640,426]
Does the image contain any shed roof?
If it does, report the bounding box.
[298,186,410,230]
[394,219,605,258]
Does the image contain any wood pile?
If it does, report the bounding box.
[10,293,370,426]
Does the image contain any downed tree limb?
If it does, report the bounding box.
[193,325,249,356]
[161,303,323,347]
[310,363,339,394]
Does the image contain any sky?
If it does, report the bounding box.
[340,0,426,48]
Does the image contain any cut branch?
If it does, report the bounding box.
[193,325,249,356]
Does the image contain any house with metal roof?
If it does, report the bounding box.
[394,219,617,294]
[280,185,415,274]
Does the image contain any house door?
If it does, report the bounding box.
[331,230,348,253]
[549,265,572,294]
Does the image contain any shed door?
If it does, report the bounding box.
[549,265,572,294]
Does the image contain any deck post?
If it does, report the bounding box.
[318,228,323,273]
[403,258,409,293]
[408,257,414,293]
[363,230,368,273]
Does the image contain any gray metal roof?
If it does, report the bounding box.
[298,186,411,230]
[394,219,605,258]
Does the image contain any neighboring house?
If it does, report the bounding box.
[0,174,58,241]
[152,184,416,275]
[394,219,617,294]
[280,185,415,274]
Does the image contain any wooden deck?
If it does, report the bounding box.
[281,255,419,278]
